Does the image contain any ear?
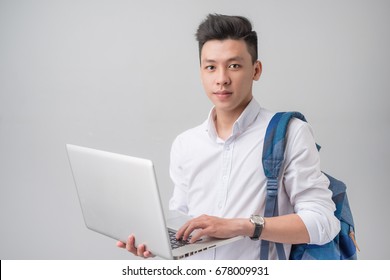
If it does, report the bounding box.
[253,60,262,81]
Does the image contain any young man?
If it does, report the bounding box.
[117,14,340,259]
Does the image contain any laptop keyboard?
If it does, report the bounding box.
[168,228,190,249]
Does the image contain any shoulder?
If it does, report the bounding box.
[174,120,207,143]
[258,107,276,126]
[284,115,318,157]
[171,120,208,154]
[287,117,315,142]
[262,111,317,152]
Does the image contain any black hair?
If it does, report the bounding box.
[195,14,258,63]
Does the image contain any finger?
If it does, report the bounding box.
[189,229,206,243]
[137,244,147,257]
[175,221,190,240]
[116,241,126,248]
[183,220,205,241]
[183,225,195,241]
[143,250,155,258]
[176,215,209,240]
[126,235,137,254]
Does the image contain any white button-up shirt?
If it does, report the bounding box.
[169,98,340,259]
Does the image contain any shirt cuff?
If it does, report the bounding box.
[297,210,339,245]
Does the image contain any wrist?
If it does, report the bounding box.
[249,215,265,240]
[231,218,256,237]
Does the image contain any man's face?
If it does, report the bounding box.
[200,39,261,115]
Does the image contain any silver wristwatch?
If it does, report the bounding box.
[250,215,265,240]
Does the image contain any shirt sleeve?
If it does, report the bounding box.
[168,135,189,214]
[283,119,341,245]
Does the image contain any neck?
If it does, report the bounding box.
[214,100,251,140]
[214,112,236,140]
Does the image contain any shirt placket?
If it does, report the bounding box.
[216,139,234,214]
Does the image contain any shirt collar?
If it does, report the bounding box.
[205,98,261,141]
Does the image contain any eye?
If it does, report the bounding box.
[228,64,241,69]
[205,65,215,71]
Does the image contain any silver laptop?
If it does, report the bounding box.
[66,144,242,259]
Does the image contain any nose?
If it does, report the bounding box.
[216,69,231,86]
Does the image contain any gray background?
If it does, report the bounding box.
[1,0,389,260]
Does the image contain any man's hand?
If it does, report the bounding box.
[116,235,155,258]
[175,214,253,243]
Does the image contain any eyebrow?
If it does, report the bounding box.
[201,56,245,64]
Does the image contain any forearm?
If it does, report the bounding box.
[178,214,309,245]
[235,214,310,244]
[260,214,310,244]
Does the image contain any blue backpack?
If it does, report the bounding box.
[260,112,359,260]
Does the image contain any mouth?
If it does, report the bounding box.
[213,90,233,98]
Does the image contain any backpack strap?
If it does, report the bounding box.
[260,111,307,260]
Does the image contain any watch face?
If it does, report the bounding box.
[251,215,264,225]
